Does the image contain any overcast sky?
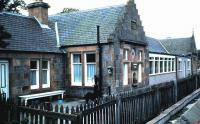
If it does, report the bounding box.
[24,0,200,49]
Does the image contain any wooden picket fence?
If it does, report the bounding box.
[0,74,200,124]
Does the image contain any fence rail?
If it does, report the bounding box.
[1,74,200,124]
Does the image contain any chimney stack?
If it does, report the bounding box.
[27,0,50,25]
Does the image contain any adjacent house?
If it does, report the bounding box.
[0,2,65,101]
[147,36,197,85]
[160,36,197,76]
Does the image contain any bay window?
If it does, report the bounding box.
[85,53,96,86]
[149,54,176,75]
[30,60,39,89]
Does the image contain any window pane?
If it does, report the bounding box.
[1,64,6,88]
[168,58,171,72]
[30,61,37,69]
[150,57,154,60]
[73,54,81,63]
[30,71,36,85]
[155,61,159,73]
[42,70,47,84]
[87,64,96,83]
[172,59,175,71]
[131,20,137,30]
[42,61,48,69]
[74,64,82,83]
[123,63,128,85]
[150,61,153,74]
[139,50,143,61]
[164,58,168,72]
[87,54,96,63]
[160,61,163,73]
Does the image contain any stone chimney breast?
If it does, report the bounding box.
[27,0,50,25]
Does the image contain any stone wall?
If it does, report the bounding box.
[0,51,65,101]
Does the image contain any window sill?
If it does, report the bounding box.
[70,86,94,89]
[30,86,39,90]
[150,71,176,76]
[42,85,50,89]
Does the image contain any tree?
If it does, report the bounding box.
[0,0,26,48]
[60,8,79,13]
[0,0,26,13]
[0,25,11,48]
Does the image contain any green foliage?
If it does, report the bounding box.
[0,0,26,13]
[60,8,79,13]
[0,25,11,48]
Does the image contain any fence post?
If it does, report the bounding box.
[195,74,198,90]
[173,81,178,103]
[115,95,121,124]
[76,113,82,124]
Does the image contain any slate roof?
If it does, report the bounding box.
[0,13,61,53]
[160,37,196,55]
[146,37,168,53]
[49,5,126,46]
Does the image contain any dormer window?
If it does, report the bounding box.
[131,20,137,30]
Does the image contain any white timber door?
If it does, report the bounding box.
[0,61,9,99]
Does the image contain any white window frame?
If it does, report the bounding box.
[42,61,50,88]
[149,57,155,74]
[71,53,82,86]
[30,60,39,89]
[155,57,159,74]
[84,53,96,86]
[160,58,164,73]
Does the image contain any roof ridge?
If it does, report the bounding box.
[50,4,125,17]
[0,12,33,19]
[160,36,192,41]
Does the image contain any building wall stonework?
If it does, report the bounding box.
[0,51,64,101]
[109,0,148,94]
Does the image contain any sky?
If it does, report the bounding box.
[24,0,200,49]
